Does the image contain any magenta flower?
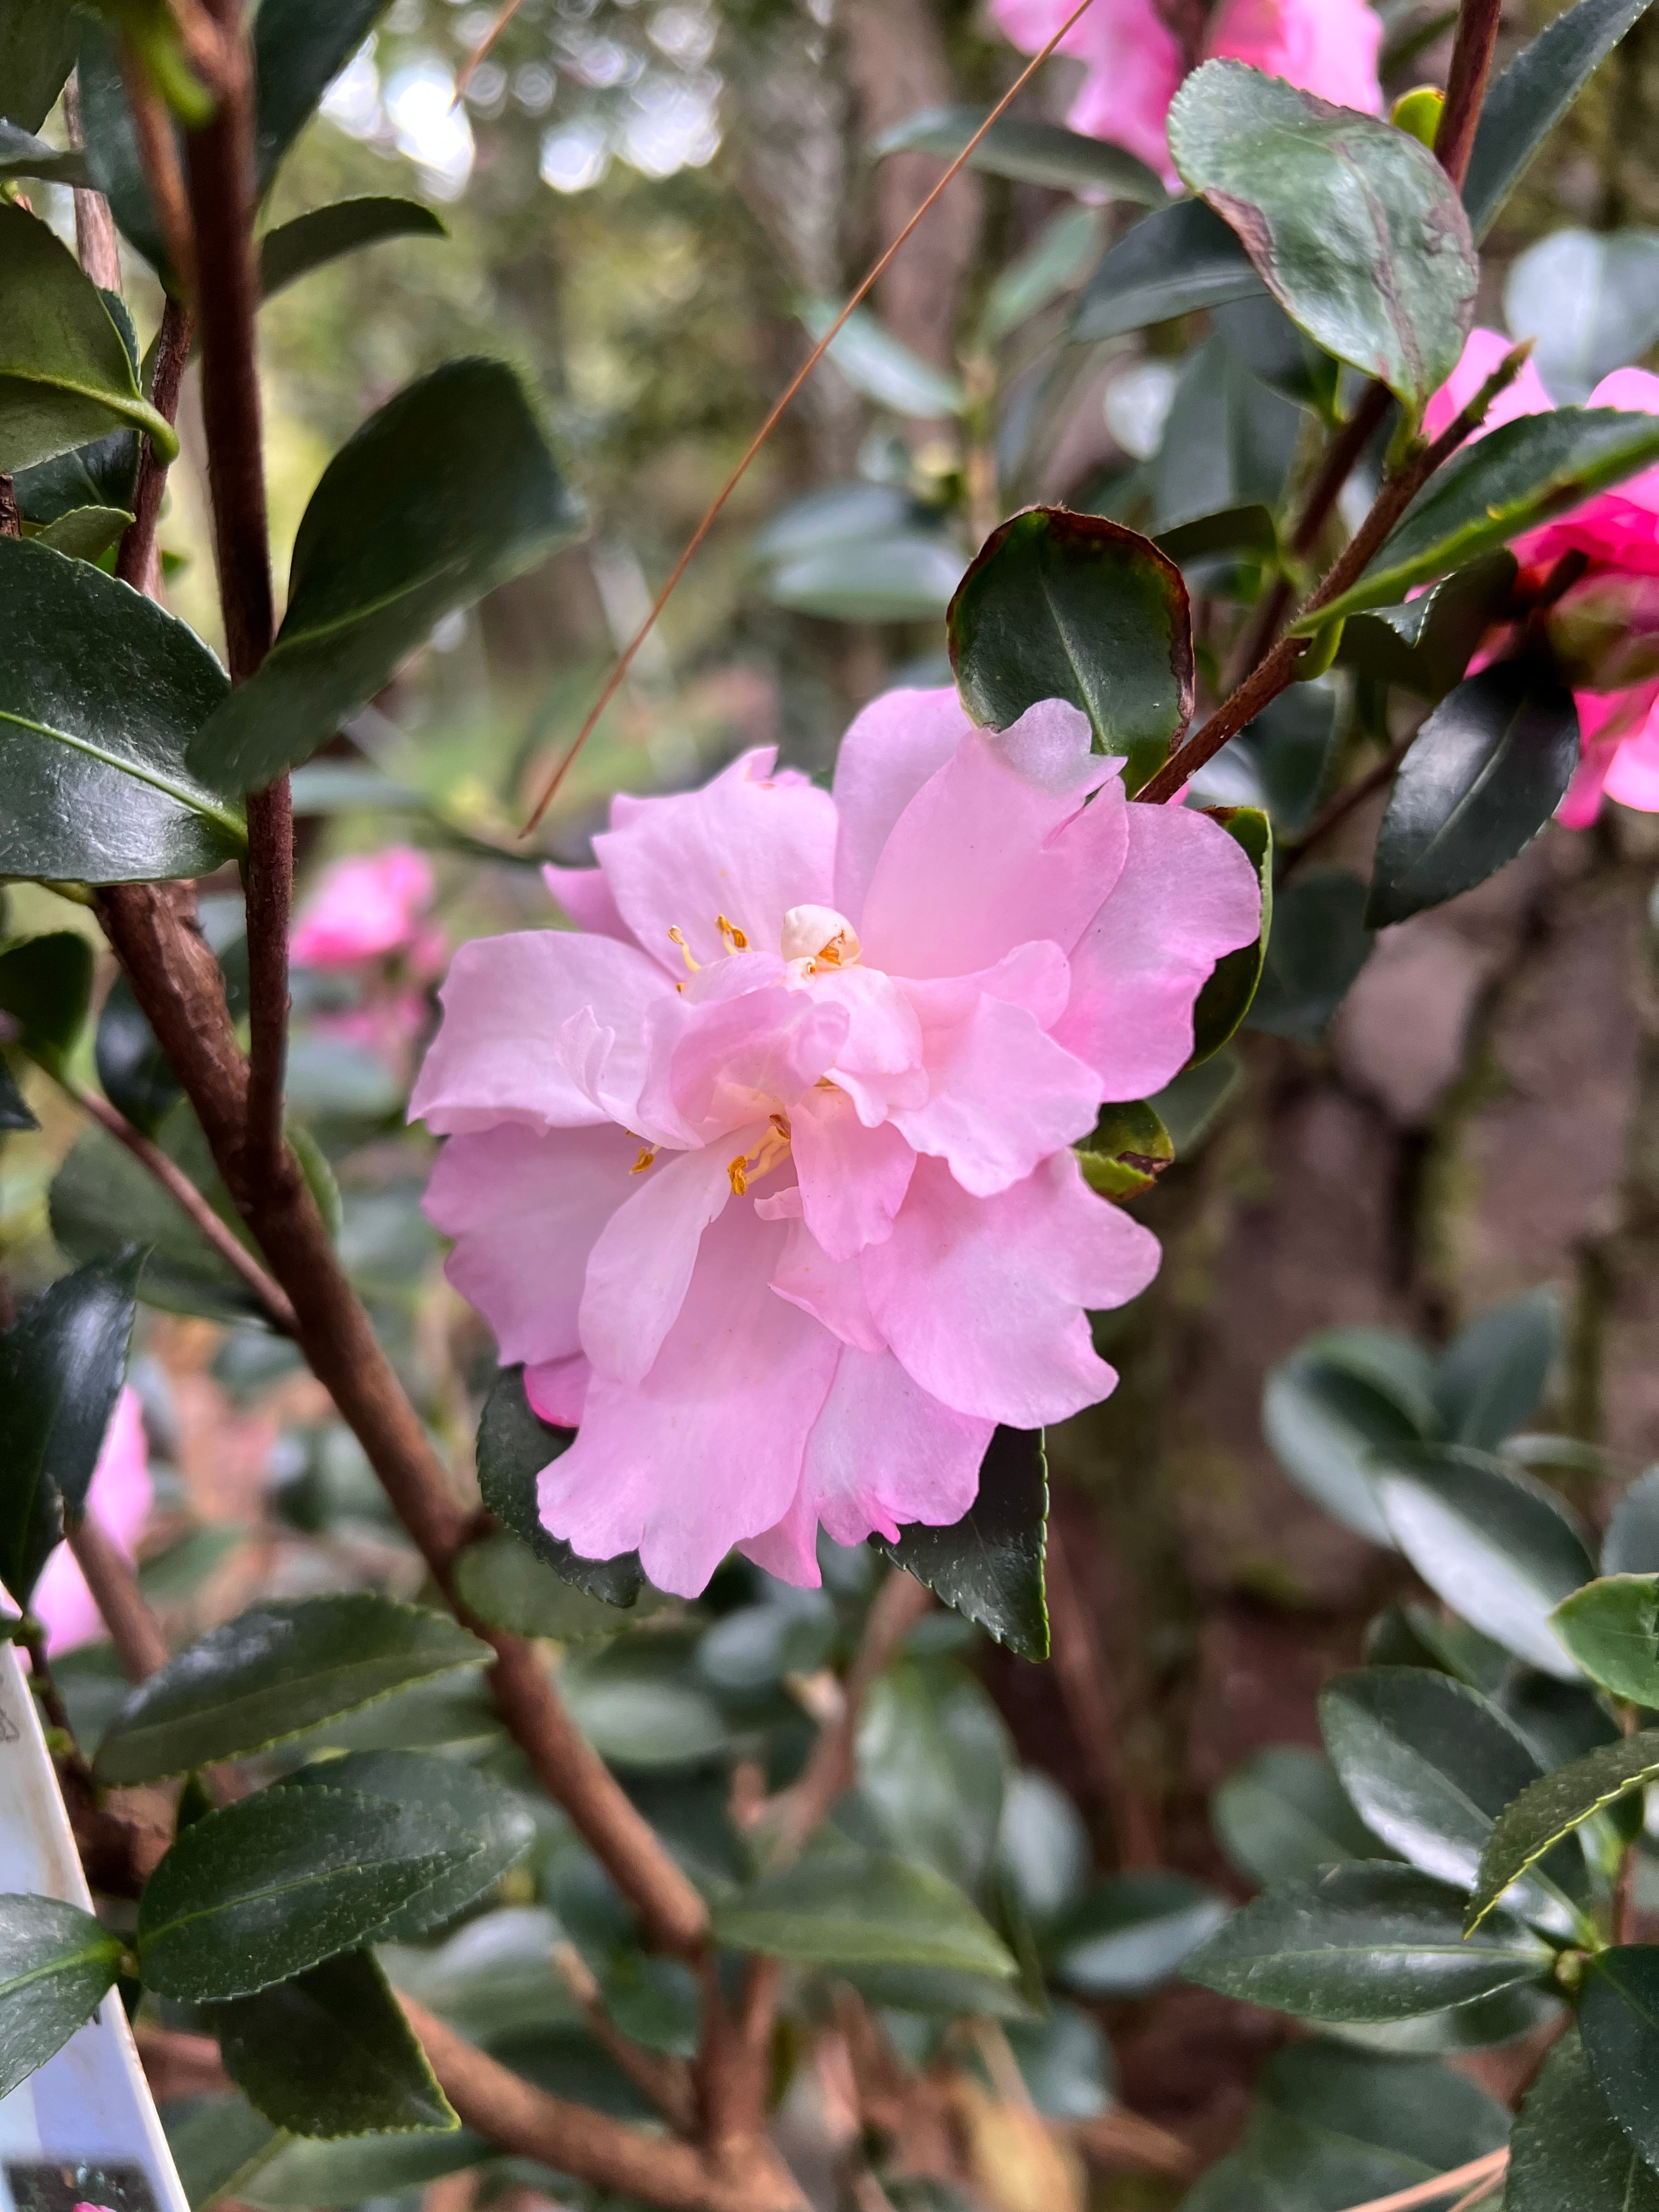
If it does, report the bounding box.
[1425,327,1659,825]
[990,0,1381,180]
[412,692,1257,1597]
[291,845,440,970]
[31,1387,152,1655]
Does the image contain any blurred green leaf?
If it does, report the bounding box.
[188,360,585,795]
[1263,1328,1436,1543]
[1245,868,1372,1043]
[0,118,87,186]
[1434,1287,1561,1449]
[1505,226,1659,402]
[1189,807,1271,1063]
[980,206,1103,346]
[997,1770,1091,1927]
[857,1659,1011,1893]
[1071,199,1261,343]
[29,504,132,561]
[561,1632,736,1768]
[0,1894,124,2100]
[0,0,79,131]
[1507,2028,1659,2211]
[240,2122,490,2208]
[258,196,447,305]
[1551,1575,1659,1702]
[874,1426,1049,1661]
[0,1054,36,1131]
[1605,1468,1659,1574]
[1152,334,1305,539]
[251,0,396,194]
[1470,1729,1659,1929]
[1048,1870,1228,1997]
[455,1530,670,1641]
[162,2091,282,2210]
[1337,554,1517,699]
[95,1595,490,1782]
[712,1846,1017,1977]
[874,104,1165,203]
[766,533,967,623]
[1075,1097,1173,1199]
[1213,1744,1382,1889]
[476,1365,644,1606]
[802,298,964,417]
[95,970,179,1137]
[0,930,92,1074]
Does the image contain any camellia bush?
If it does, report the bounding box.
[8,0,1659,2209]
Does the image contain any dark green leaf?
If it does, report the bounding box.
[1372,1442,1594,1677]
[0,118,87,186]
[710,1845,1017,1978]
[476,1365,644,1606]
[0,0,79,131]
[30,504,133,562]
[0,1893,124,2100]
[1310,409,1659,623]
[212,1949,456,2140]
[1366,663,1579,928]
[1508,2028,1659,2212]
[1213,1744,1383,1888]
[188,361,585,795]
[1582,1948,1659,2174]
[0,930,92,1074]
[1244,868,1372,1043]
[0,1054,36,1131]
[14,410,140,534]
[1188,807,1271,1062]
[1551,1576,1659,1702]
[1464,0,1657,241]
[1071,199,1262,343]
[280,1751,536,1940]
[1605,1468,1659,1575]
[1434,1288,1561,1448]
[858,1660,1011,1893]
[0,538,242,883]
[136,1785,485,2001]
[1319,1666,1588,1934]
[162,2091,282,2210]
[1470,1729,1659,1930]
[1074,1097,1173,1199]
[765,533,966,622]
[873,103,1165,204]
[454,1531,670,1640]
[560,1630,736,1768]
[874,1425,1049,1661]
[1186,1863,1554,2021]
[1365,1600,1513,1691]
[258,196,446,304]
[1167,63,1477,405]
[979,205,1103,346]
[1337,554,1518,699]
[1505,226,1659,402]
[947,507,1192,792]
[0,203,177,472]
[251,0,394,194]
[1154,503,1279,566]
[1151,334,1305,538]
[1212,290,1342,413]
[96,972,180,1138]
[0,1249,142,1607]
[1048,1870,1228,1996]
[94,1595,490,1782]
[1262,1328,1436,1544]
[802,299,965,418]
[1237,682,1340,833]
[234,2123,489,2207]
[76,22,171,281]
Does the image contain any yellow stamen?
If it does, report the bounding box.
[716,913,749,951]
[727,1154,749,1197]
[667,926,701,972]
[630,1145,657,1175]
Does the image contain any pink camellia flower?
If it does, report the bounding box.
[990,0,1381,181]
[1425,327,1659,825]
[30,1388,151,1655]
[411,691,1259,1597]
[291,846,439,970]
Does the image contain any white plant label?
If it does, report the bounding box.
[0,1641,188,2212]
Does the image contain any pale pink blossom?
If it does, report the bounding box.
[413,693,1259,1597]
[291,847,440,970]
[990,0,1381,180]
[1425,328,1659,825]
[31,1388,151,1655]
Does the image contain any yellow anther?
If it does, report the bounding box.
[667,926,701,972]
[716,913,749,951]
[727,1155,749,1197]
[630,1145,657,1175]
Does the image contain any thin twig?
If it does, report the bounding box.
[66,1515,170,1682]
[0,477,18,539]
[552,1942,698,2132]
[62,76,123,291]
[119,297,195,595]
[519,0,1104,834]
[1043,1518,1160,1866]
[65,1080,297,1333]
[1134,344,1532,805]
[1066,2109,1197,2180]
[1432,0,1504,188]
[455,0,531,97]
[1332,2152,1508,2212]
[121,46,197,295]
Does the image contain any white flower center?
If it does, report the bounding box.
[780,904,860,969]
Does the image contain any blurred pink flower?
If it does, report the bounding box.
[291,847,439,970]
[31,1387,151,1656]
[412,693,1259,1596]
[1425,328,1659,825]
[990,0,1381,179]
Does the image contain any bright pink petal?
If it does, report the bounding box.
[1050,800,1262,1099]
[524,1353,591,1427]
[663,983,850,1143]
[994,0,1182,175]
[33,1389,151,1656]
[541,1198,840,1596]
[770,1205,887,1350]
[578,1139,742,1384]
[1602,692,1659,812]
[864,1152,1160,1425]
[1423,326,1554,444]
[425,1123,641,1365]
[541,861,633,943]
[831,687,974,924]
[790,1084,916,1259]
[292,847,435,968]
[411,932,674,1135]
[592,747,838,972]
[860,704,1129,980]
[1207,0,1383,113]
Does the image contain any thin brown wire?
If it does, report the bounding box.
[455,0,532,99]
[518,0,1107,833]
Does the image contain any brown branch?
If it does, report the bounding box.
[62,76,123,291]
[121,47,197,296]
[695,1956,781,2164]
[1432,0,1504,188]
[1135,345,1531,806]
[0,476,18,539]
[554,1942,698,2132]
[402,1997,805,2212]
[1042,1519,1160,1866]
[65,1079,297,1333]
[764,1570,932,1860]
[118,297,195,595]
[1333,2152,1508,2212]
[1068,2110,1197,2180]
[66,1515,170,1681]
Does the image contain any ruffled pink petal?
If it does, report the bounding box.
[770,1205,887,1350]
[541,862,633,943]
[663,981,850,1143]
[830,687,974,924]
[1050,800,1262,1099]
[890,981,1103,1198]
[789,1084,916,1259]
[1207,0,1383,114]
[578,1139,743,1385]
[1602,692,1659,812]
[425,1124,641,1365]
[592,747,838,972]
[32,1389,151,1656]
[864,1152,1160,1426]
[1423,326,1554,444]
[524,1353,591,1427]
[411,932,674,1135]
[860,704,1130,980]
[541,1198,840,1596]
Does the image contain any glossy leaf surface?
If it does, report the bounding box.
[1605,1468,1659,1574]
[1071,199,1262,342]
[1551,1575,1659,1702]
[874,1425,1049,1660]
[1244,870,1372,1045]
[1338,554,1518,700]
[0,119,86,186]
[1508,2028,1659,2211]
[0,1894,123,2100]
[1213,1745,1381,1889]
[1262,1329,1435,1544]
[0,931,92,1075]
[1075,1098,1173,1199]
[1581,1947,1659,2172]
[0,0,78,130]
[1470,1728,1659,1928]
[1505,225,1659,401]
